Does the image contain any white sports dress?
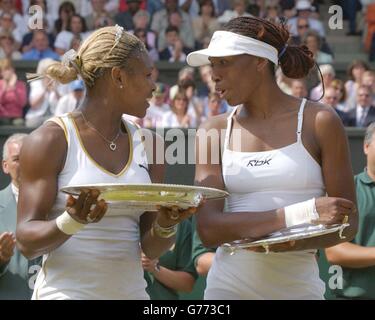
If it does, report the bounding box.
[205,98,326,300]
[32,114,151,300]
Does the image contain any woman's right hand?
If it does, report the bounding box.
[313,197,355,225]
[65,189,108,224]
[141,252,159,273]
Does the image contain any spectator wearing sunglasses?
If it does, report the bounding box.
[290,17,310,44]
[290,17,333,55]
[287,0,325,38]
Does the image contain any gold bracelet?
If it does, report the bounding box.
[152,220,178,239]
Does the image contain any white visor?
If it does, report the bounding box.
[187,31,279,67]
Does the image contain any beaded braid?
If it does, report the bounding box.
[223,17,315,79]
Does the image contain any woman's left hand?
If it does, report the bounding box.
[155,198,205,227]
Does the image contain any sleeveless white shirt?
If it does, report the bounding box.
[32,114,151,300]
[205,99,326,300]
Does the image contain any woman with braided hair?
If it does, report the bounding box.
[16,25,197,300]
[188,17,358,299]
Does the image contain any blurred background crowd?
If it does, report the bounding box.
[0,0,374,130]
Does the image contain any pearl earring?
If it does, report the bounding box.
[120,85,123,89]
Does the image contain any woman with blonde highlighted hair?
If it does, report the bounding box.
[16,25,197,300]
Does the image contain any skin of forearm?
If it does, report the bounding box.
[141,231,176,260]
[153,267,194,293]
[16,220,71,259]
[199,208,286,247]
[326,243,375,268]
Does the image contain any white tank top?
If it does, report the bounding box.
[33,114,151,300]
[205,99,326,299]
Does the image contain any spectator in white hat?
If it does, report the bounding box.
[287,0,325,38]
[54,79,85,116]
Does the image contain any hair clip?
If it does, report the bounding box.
[278,44,288,60]
[61,48,82,74]
[114,24,124,47]
[62,49,78,67]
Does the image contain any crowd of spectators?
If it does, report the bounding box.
[0,0,373,129]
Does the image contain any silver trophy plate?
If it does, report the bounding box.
[60,183,229,211]
[222,223,350,254]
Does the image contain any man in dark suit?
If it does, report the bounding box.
[115,0,142,30]
[159,25,191,62]
[322,86,351,126]
[0,133,35,299]
[345,85,375,127]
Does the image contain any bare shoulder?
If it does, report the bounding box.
[21,122,68,174]
[23,121,67,155]
[304,100,344,129]
[303,100,347,153]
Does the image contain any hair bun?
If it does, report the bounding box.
[45,63,79,84]
[279,44,314,79]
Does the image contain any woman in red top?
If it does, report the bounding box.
[0,59,27,125]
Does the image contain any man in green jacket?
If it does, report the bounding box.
[325,122,375,299]
[0,133,34,299]
[142,219,198,300]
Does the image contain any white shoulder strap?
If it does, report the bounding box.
[224,106,239,150]
[45,115,69,145]
[297,98,307,142]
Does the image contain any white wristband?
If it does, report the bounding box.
[284,198,320,228]
[56,211,85,235]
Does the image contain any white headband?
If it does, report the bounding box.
[187,31,279,67]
